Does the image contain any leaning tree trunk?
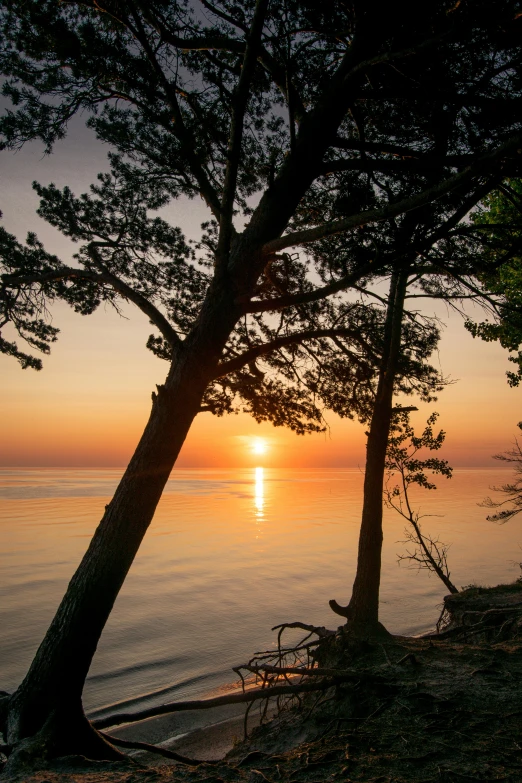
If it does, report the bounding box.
[2,279,243,766]
[330,268,408,634]
[349,269,408,630]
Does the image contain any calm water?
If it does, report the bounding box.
[1,467,521,721]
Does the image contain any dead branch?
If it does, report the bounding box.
[329,599,351,618]
[252,640,321,656]
[92,673,374,730]
[99,731,219,766]
[385,411,458,594]
[397,524,458,595]
[238,664,358,678]
[271,621,335,638]
[397,653,417,666]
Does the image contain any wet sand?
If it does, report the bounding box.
[108,700,273,763]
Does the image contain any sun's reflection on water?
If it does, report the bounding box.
[254,466,264,518]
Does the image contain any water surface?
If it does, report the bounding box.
[1,467,520,720]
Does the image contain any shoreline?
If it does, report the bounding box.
[111,706,257,763]
[103,684,276,763]
[5,583,522,782]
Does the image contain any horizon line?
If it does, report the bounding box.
[0,464,508,470]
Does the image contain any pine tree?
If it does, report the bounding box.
[1,0,521,767]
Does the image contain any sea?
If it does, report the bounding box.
[1,467,521,725]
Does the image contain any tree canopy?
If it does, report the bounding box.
[2,0,522,436]
[1,0,522,769]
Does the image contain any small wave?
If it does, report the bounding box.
[87,667,235,721]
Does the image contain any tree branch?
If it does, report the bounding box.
[99,731,219,766]
[320,155,474,176]
[242,260,382,313]
[135,3,306,123]
[92,674,375,731]
[333,139,425,157]
[198,0,249,32]
[217,0,270,259]
[2,267,181,348]
[421,175,503,248]
[127,4,223,218]
[213,328,371,378]
[263,135,522,253]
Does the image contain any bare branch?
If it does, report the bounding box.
[271,621,335,638]
[92,675,366,731]
[99,732,219,766]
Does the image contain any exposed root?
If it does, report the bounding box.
[8,586,522,779]
[92,678,361,732]
[271,622,335,639]
[3,707,125,776]
[238,664,358,678]
[422,606,522,642]
[99,731,220,766]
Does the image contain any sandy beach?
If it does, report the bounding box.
[107,698,273,763]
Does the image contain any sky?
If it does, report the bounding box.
[1,118,521,468]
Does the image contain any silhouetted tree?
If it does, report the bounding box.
[385,411,457,595]
[1,0,521,767]
[465,181,522,386]
[481,422,522,523]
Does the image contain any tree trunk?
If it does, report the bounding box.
[1,33,377,762]
[3,281,243,764]
[330,269,408,634]
[349,269,408,630]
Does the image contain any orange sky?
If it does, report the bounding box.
[1,122,521,468]
[1,284,520,468]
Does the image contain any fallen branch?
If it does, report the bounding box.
[99,732,219,766]
[239,664,359,678]
[92,675,368,730]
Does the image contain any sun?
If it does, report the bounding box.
[251,438,268,456]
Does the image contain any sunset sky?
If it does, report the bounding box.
[1,118,520,468]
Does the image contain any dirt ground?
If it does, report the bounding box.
[4,582,522,783]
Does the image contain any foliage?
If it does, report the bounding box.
[466,181,522,386]
[385,411,458,593]
[0,228,62,369]
[1,1,521,433]
[481,422,522,523]
[1,1,522,759]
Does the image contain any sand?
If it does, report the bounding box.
[107,699,275,763]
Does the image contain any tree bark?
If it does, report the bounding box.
[1,23,381,761]
[330,269,408,633]
[349,268,408,629]
[4,279,243,756]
